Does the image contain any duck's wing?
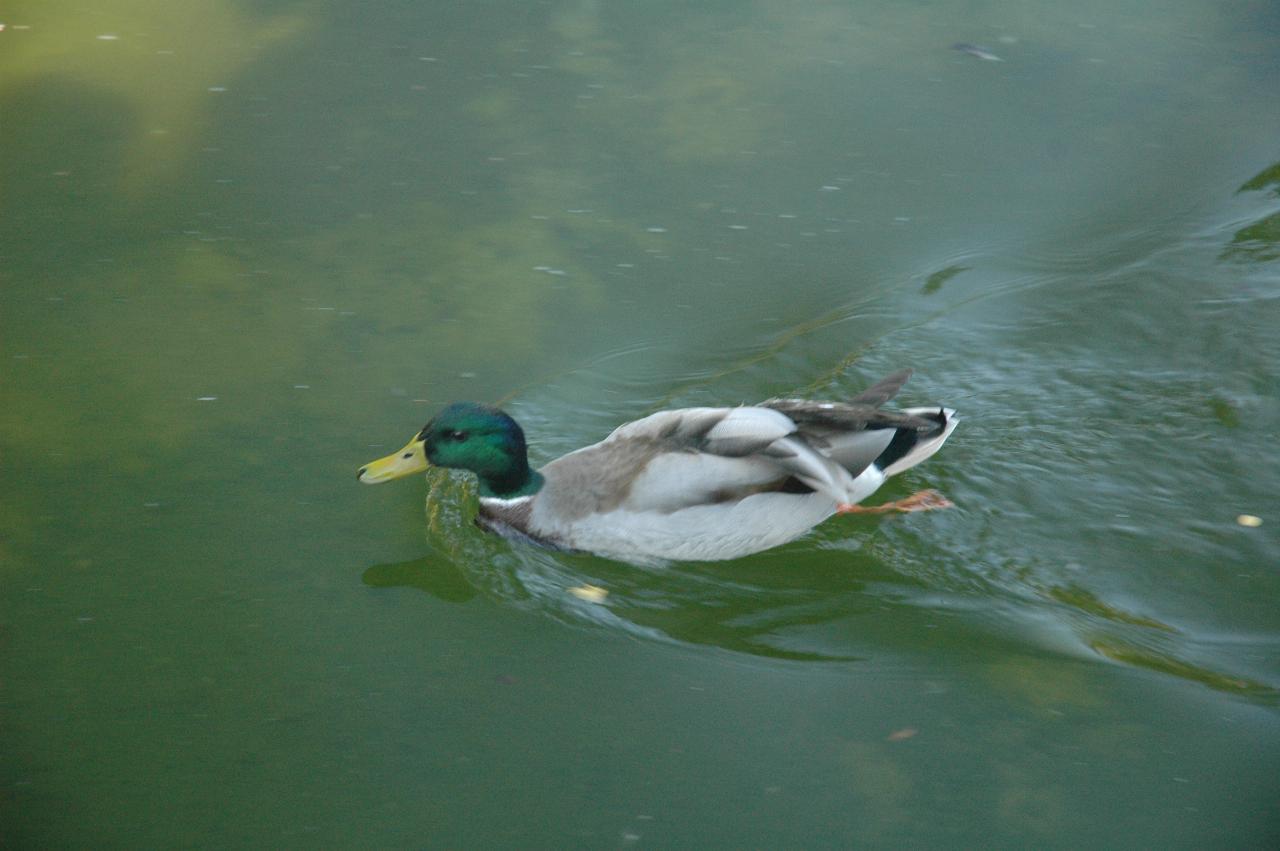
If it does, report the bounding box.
[536,406,860,520]
[847,368,913,407]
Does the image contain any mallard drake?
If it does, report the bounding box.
[358,369,957,563]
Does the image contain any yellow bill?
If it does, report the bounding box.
[357,435,428,484]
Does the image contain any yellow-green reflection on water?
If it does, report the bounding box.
[0,0,308,190]
[1225,159,1280,262]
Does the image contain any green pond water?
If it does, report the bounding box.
[3,0,1280,847]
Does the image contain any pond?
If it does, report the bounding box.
[2,0,1278,847]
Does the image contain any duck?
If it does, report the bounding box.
[357,369,957,563]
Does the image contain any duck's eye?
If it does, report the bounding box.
[448,430,468,442]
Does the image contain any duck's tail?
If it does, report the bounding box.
[875,406,959,477]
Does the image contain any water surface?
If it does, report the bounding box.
[3,0,1279,847]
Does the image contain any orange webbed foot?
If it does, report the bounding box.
[836,489,954,515]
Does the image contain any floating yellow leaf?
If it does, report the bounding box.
[569,584,608,603]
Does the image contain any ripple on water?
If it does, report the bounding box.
[362,272,1278,699]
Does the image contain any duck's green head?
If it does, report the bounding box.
[357,403,542,498]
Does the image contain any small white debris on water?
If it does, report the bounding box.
[819,185,840,192]
[1236,514,1262,527]
[96,33,119,41]
[952,43,1004,62]
[728,224,748,230]
[197,396,218,401]
[208,86,227,93]
[645,226,667,233]
[569,584,608,603]
[293,384,310,390]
